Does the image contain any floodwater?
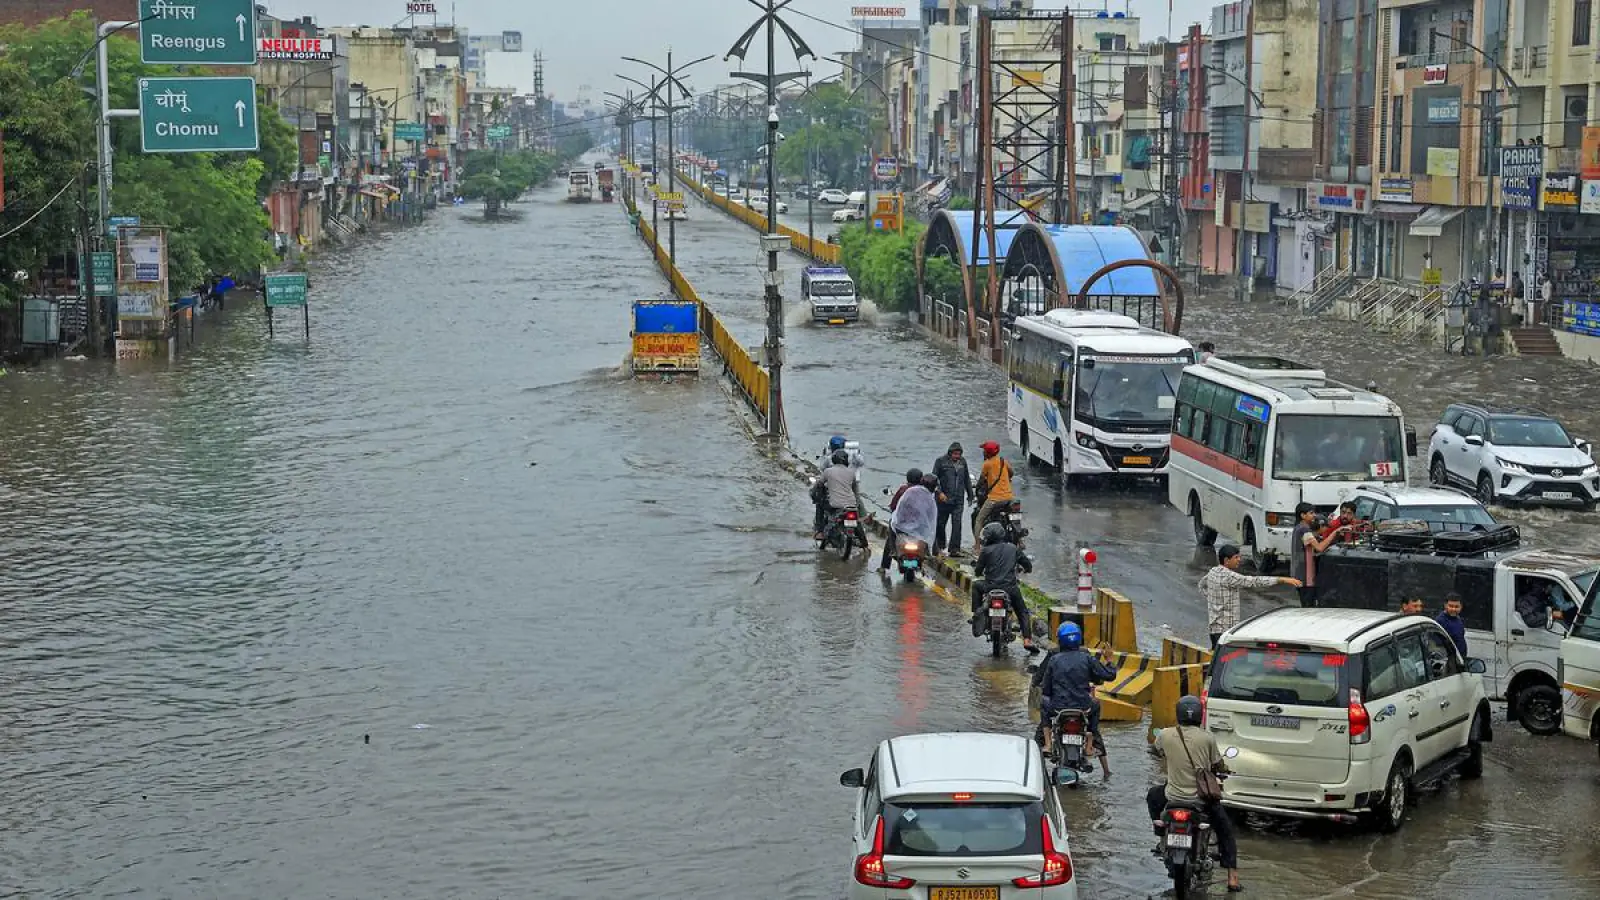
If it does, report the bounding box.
[0,177,1597,899]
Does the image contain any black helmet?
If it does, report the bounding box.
[981,522,1006,545]
[1176,695,1204,727]
[831,450,849,465]
[905,467,923,484]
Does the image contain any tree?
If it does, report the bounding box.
[838,220,927,313]
[923,255,964,309]
[458,148,559,216]
[556,130,593,162]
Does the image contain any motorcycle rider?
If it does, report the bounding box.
[971,440,1015,544]
[931,442,974,556]
[812,449,861,540]
[1032,621,1115,777]
[825,434,865,485]
[970,521,1037,653]
[887,473,938,569]
[881,469,927,570]
[1148,695,1240,893]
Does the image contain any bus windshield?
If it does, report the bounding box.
[808,279,855,297]
[1075,356,1187,427]
[1273,415,1405,481]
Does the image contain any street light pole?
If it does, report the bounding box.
[623,51,713,264]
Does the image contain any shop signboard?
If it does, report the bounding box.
[1583,180,1600,215]
[1502,177,1537,210]
[850,6,907,17]
[1542,172,1580,211]
[258,37,335,60]
[1422,267,1443,286]
[874,156,900,179]
[1500,145,1545,179]
[1426,97,1461,123]
[1307,181,1371,214]
[1584,127,1600,181]
[1423,64,1447,84]
[1378,178,1413,202]
[1426,147,1460,177]
[1566,301,1600,338]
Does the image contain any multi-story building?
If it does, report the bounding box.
[1309,0,1379,281]
[1177,25,1217,268]
[465,30,521,78]
[1074,12,1144,222]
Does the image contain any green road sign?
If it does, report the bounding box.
[264,273,308,308]
[487,125,512,140]
[139,77,259,153]
[394,122,427,142]
[91,251,116,297]
[139,0,258,65]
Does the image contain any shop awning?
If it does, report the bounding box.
[1408,206,1466,237]
[1121,192,1160,212]
[1372,202,1424,221]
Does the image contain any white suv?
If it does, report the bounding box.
[840,732,1077,898]
[1427,403,1599,508]
[1207,607,1491,832]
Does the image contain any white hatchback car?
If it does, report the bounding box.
[818,188,851,204]
[1427,403,1599,508]
[840,732,1077,899]
[1208,607,1491,832]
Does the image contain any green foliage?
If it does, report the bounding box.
[0,12,294,293]
[944,195,974,211]
[556,130,593,162]
[922,255,963,308]
[458,149,559,215]
[775,83,879,187]
[838,220,927,313]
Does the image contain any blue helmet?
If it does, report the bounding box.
[828,435,847,451]
[1056,622,1083,650]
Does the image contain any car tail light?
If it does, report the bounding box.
[951,793,973,802]
[1348,688,1371,744]
[1013,816,1072,888]
[853,817,915,889]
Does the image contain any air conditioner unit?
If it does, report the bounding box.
[1566,96,1589,119]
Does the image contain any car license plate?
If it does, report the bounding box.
[1544,491,1574,500]
[1123,455,1152,466]
[1165,833,1193,849]
[902,560,919,569]
[1250,714,1301,729]
[1060,733,1084,746]
[828,318,845,325]
[930,888,999,900]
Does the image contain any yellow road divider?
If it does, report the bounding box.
[623,191,770,424]
[673,170,842,264]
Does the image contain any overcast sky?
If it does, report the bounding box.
[272,0,1214,99]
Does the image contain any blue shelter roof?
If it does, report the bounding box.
[942,210,1030,266]
[1038,224,1159,296]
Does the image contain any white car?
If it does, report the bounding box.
[1208,607,1491,832]
[833,206,865,223]
[840,732,1077,898]
[818,188,850,204]
[749,196,788,214]
[1346,483,1499,532]
[1427,403,1599,508]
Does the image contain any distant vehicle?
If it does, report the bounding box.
[1167,355,1418,571]
[817,188,850,204]
[832,204,865,223]
[596,168,615,202]
[1008,309,1194,478]
[840,732,1078,898]
[792,184,813,200]
[662,206,688,221]
[566,169,593,203]
[630,298,699,376]
[1427,403,1599,508]
[750,196,788,214]
[1209,607,1491,832]
[1346,484,1498,532]
[800,266,858,324]
[1318,541,1598,735]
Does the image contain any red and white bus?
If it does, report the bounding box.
[1166,355,1418,570]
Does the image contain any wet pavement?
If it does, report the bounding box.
[1,176,1597,899]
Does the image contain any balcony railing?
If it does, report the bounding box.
[1397,48,1479,69]
[1511,45,1548,70]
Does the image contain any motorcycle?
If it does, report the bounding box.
[1157,776,1228,900]
[980,498,1029,548]
[820,507,866,560]
[1047,709,1098,787]
[984,589,1020,656]
[894,536,926,583]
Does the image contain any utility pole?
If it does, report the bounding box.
[622,50,713,264]
[1480,45,1501,298]
[1235,3,1255,303]
[728,0,814,440]
[78,163,104,353]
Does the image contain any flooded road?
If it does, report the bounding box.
[1,179,1597,899]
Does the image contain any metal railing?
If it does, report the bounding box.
[1511,45,1549,70]
[1285,262,1354,312]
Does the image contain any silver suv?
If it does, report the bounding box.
[1346,483,1498,532]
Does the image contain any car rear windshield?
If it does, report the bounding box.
[882,800,1043,857]
[1209,644,1349,708]
[1396,503,1497,530]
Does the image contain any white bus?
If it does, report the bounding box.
[1166,355,1419,570]
[1005,309,1195,478]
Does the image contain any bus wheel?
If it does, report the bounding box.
[1190,495,1217,547]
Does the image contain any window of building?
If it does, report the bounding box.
[1577,0,1593,47]
[1390,98,1403,171]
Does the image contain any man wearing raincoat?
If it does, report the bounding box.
[888,473,939,564]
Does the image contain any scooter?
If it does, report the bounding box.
[895,537,926,583]
[984,590,1020,656]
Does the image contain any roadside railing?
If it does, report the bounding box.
[673,169,842,264]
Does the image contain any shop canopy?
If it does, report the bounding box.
[1408,206,1466,238]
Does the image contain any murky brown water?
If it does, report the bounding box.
[1,180,1597,899]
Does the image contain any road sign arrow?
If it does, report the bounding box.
[235,99,246,127]
[236,13,247,40]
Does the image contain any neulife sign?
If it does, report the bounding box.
[139,0,258,65]
[258,37,335,61]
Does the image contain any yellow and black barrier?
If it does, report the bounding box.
[673,170,842,264]
[624,195,770,424]
[1149,662,1209,743]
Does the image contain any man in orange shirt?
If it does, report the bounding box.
[972,440,1015,544]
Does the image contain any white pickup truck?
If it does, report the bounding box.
[801,266,859,324]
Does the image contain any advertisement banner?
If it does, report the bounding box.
[1426,147,1460,177]
[874,156,899,179]
[1584,127,1600,180]
[1502,177,1537,210]
[1582,180,1600,214]
[258,37,335,60]
[1425,97,1461,123]
[632,332,699,357]
[1307,181,1371,214]
[1500,145,1545,179]
[1378,177,1413,202]
[1543,172,1581,210]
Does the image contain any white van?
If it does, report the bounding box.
[1559,582,1600,756]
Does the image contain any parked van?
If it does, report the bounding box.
[1317,541,1600,735]
[1559,581,1600,757]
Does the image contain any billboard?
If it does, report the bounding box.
[258,37,335,61]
